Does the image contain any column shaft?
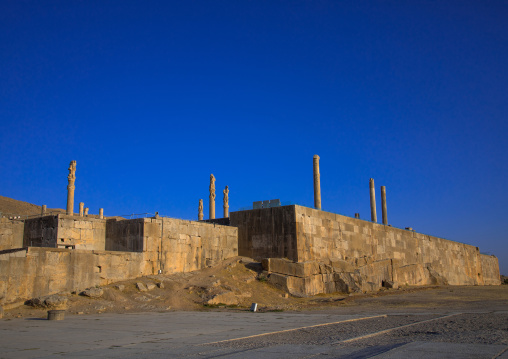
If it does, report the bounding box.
[313,155,321,210]
[369,178,377,222]
[381,186,388,225]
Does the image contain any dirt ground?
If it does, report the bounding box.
[3,256,507,320]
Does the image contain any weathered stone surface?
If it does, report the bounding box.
[114,284,125,291]
[146,283,156,291]
[156,282,164,289]
[136,282,148,292]
[81,288,103,298]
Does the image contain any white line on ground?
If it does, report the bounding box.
[201,314,388,345]
[334,313,462,344]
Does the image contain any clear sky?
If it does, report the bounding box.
[1,1,507,274]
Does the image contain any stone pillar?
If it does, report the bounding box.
[355,213,360,219]
[66,161,77,215]
[209,174,216,219]
[223,186,229,218]
[198,199,203,221]
[369,178,377,223]
[41,205,47,216]
[84,208,89,216]
[99,208,104,219]
[381,186,388,225]
[313,155,321,210]
[79,202,84,217]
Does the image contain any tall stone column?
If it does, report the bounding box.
[198,199,203,221]
[79,202,84,217]
[381,186,388,225]
[369,178,377,222]
[66,161,77,215]
[209,174,216,219]
[41,205,46,216]
[84,207,89,216]
[223,186,229,218]
[313,155,321,210]
[99,208,104,219]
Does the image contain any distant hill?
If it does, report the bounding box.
[0,195,65,218]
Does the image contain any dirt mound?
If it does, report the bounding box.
[0,195,65,217]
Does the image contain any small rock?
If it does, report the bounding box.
[114,284,125,291]
[382,281,399,289]
[77,312,84,315]
[212,280,221,287]
[136,282,148,292]
[207,291,239,305]
[81,288,104,298]
[146,283,156,291]
[157,282,165,289]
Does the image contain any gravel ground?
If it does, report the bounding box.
[214,312,508,350]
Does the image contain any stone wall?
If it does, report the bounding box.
[56,215,106,250]
[0,247,149,305]
[105,217,238,275]
[23,215,106,250]
[105,218,144,252]
[23,216,58,247]
[0,218,24,250]
[230,206,297,260]
[231,205,500,292]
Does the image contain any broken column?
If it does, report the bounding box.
[313,155,321,210]
[41,205,46,216]
[369,178,377,222]
[223,186,229,218]
[79,202,84,217]
[209,174,216,219]
[84,208,89,216]
[381,185,388,225]
[198,199,203,221]
[355,213,360,219]
[99,208,104,219]
[66,161,77,215]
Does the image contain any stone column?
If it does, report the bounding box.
[66,161,77,215]
[209,174,216,219]
[381,186,388,225]
[313,155,321,210]
[84,208,89,216]
[41,205,47,216]
[355,213,360,219]
[198,199,203,221]
[369,178,377,222]
[99,208,104,219]
[79,202,84,217]
[223,186,229,218]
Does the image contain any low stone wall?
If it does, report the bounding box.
[0,247,150,305]
[0,218,24,250]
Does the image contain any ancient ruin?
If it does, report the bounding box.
[313,155,321,210]
[223,186,229,218]
[209,174,215,220]
[66,160,76,215]
[369,178,377,222]
[198,199,204,221]
[0,156,501,307]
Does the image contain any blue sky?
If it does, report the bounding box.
[1,1,507,274]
